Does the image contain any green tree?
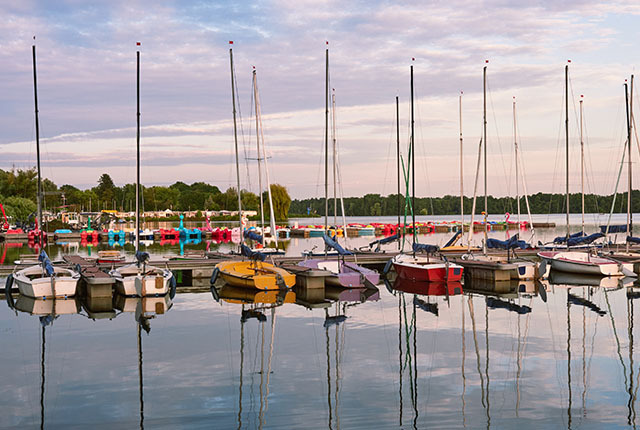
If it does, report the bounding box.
[265,184,291,221]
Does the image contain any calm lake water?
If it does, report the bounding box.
[1,213,639,428]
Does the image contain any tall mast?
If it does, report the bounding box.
[513,97,520,224]
[460,91,464,233]
[410,61,416,252]
[324,43,329,234]
[626,80,632,243]
[253,68,265,246]
[580,95,585,233]
[135,43,140,253]
[565,63,570,242]
[629,75,634,239]
[483,62,488,252]
[396,95,401,249]
[332,89,338,226]
[229,42,243,244]
[32,43,42,238]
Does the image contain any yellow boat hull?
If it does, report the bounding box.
[216,260,296,290]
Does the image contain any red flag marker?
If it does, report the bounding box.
[229,41,234,45]
[136,42,140,46]
[568,59,571,63]
[485,59,489,64]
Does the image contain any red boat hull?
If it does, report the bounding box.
[393,261,463,282]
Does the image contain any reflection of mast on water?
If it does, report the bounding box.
[40,322,46,430]
[461,296,466,427]
[324,300,347,430]
[137,321,144,430]
[567,290,573,429]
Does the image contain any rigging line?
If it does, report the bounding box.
[549,77,567,220]
[412,81,433,203]
[467,296,486,408]
[381,99,398,196]
[604,289,629,391]
[486,75,511,205]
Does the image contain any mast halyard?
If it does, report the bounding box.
[513,97,520,224]
[565,63,570,245]
[626,77,634,247]
[580,95,585,234]
[483,62,488,254]
[397,95,401,250]
[135,43,141,254]
[460,91,464,235]
[253,68,266,247]
[332,89,337,227]
[32,43,43,242]
[410,61,416,254]
[324,43,329,236]
[229,42,243,248]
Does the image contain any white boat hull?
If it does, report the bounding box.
[109,263,172,296]
[538,251,631,277]
[14,266,80,298]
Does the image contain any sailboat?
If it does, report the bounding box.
[391,59,463,282]
[454,62,537,280]
[12,43,80,298]
[109,43,173,296]
[538,64,632,277]
[298,43,380,288]
[244,66,283,255]
[215,42,295,290]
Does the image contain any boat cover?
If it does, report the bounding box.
[244,229,263,242]
[323,233,352,255]
[367,233,399,250]
[553,231,584,244]
[601,224,627,233]
[566,232,604,246]
[412,243,439,254]
[241,244,266,261]
[38,250,54,276]
[486,234,529,250]
[627,236,640,244]
[135,251,150,265]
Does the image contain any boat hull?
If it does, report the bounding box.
[109,263,172,296]
[538,251,628,276]
[392,254,463,282]
[217,260,295,290]
[298,259,379,288]
[14,266,80,298]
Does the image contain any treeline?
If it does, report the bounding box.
[290,191,640,217]
[0,169,292,222]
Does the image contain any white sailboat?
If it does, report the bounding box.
[109,43,173,296]
[12,42,80,298]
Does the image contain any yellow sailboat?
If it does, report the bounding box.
[216,259,295,290]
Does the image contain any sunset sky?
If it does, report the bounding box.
[2,1,640,199]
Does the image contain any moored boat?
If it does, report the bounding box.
[538,250,634,277]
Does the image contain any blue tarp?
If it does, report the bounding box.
[628,236,640,244]
[553,231,584,244]
[486,234,529,250]
[241,244,266,261]
[601,224,627,233]
[244,229,263,242]
[368,233,399,248]
[323,233,352,256]
[566,232,604,247]
[38,250,54,276]
[412,243,439,254]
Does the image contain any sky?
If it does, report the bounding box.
[2,0,640,200]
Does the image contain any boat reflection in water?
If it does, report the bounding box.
[6,294,81,430]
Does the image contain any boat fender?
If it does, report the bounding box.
[210,284,220,302]
[5,273,14,295]
[169,274,177,299]
[210,267,220,285]
[5,274,15,309]
[382,258,394,275]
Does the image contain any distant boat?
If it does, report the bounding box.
[12,43,79,298]
[109,43,173,296]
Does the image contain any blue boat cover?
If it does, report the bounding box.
[412,243,439,254]
[628,236,640,244]
[601,224,627,233]
[368,233,399,248]
[486,234,529,250]
[135,251,150,265]
[323,233,352,255]
[38,250,54,276]
[244,229,263,242]
[553,231,584,244]
[241,244,266,261]
[566,232,604,247]
[443,231,462,248]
